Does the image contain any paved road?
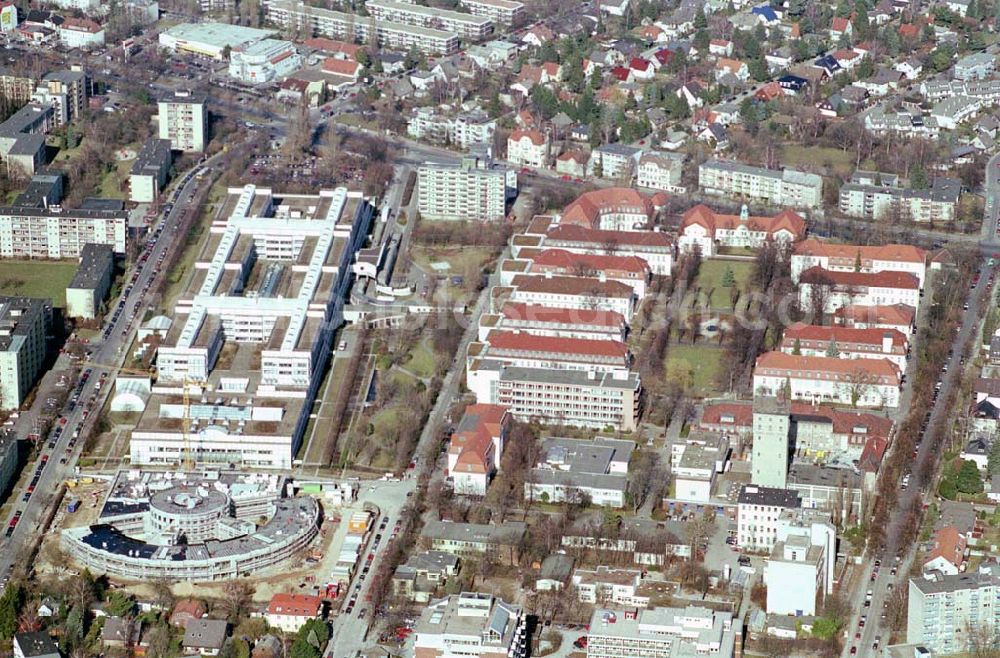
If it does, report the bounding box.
[0,154,225,582]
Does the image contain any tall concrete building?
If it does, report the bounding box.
[907,569,1000,654]
[158,90,207,152]
[699,159,823,209]
[0,204,127,257]
[66,243,114,320]
[0,297,51,410]
[417,152,515,221]
[752,396,791,488]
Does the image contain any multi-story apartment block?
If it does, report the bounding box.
[507,129,549,169]
[0,205,127,257]
[466,360,641,431]
[407,108,497,149]
[586,606,737,658]
[678,203,806,257]
[417,153,515,221]
[0,297,50,410]
[907,569,1000,655]
[754,351,902,408]
[516,217,673,275]
[780,323,910,371]
[954,51,995,81]
[460,0,525,25]
[765,508,837,616]
[636,151,685,193]
[0,68,38,105]
[66,243,114,320]
[737,485,801,552]
[158,90,207,152]
[129,138,172,204]
[228,39,303,85]
[798,267,922,314]
[198,0,234,12]
[366,0,493,39]
[572,567,646,606]
[838,171,960,223]
[791,238,928,287]
[267,1,460,55]
[413,593,527,658]
[34,69,88,124]
[588,144,642,180]
[699,158,823,209]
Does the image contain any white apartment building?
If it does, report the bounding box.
[58,18,106,49]
[798,268,922,314]
[736,485,800,552]
[417,154,515,221]
[636,151,685,193]
[229,39,303,84]
[780,323,910,371]
[753,351,902,408]
[407,108,497,149]
[838,172,960,223]
[158,91,207,152]
[413,592,527,658]
[460,0,525,25]
[586,606,737,658]
[267,1,460,55]
[508,274,635,320]
[366,0,493,39]
[589,144,642,180]
[764,508,837,616]
[699,158,823,209]
[131,184,374,469]
[0,205,127,257]
[129,138,172,204]
[572,567,646,606]
[907,569,1000,655]
[0,297,50,411]
[791,238,928,287]
[507,129,549,168]
[466,360,641,431]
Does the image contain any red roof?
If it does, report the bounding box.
[710,39,731,47]
[531,248,650,275]
[858,436,888,472]
[561,188,657,230]
[831,16,851,32]
[541,61,561,77]
[700,402,754,429]
[610,66,631,81]
[925,526,967,569]
[499,302,625,328]
[511,274,634,298]
[62,17,102,32]
[267,594,322,617]
[715,57,745,72]
[899,23,919,38]
[546,224,673,249]
[783,322,908,349]
[450,404,509,474]
[322,57,361,77]
[303,38,361,58]
[510,128,547,146]
[700,400,894,441]
[799,267,920,290]
[755,81,783,101]
[487,331,628,360]
[793,238,926,264]
[653,49,675,66]
[629,57,651,72]
[755,351,901,382]
[835,304,916,327]
[681,204,806,239]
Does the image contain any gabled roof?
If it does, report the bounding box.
[266,594,322,617]
[486,331,628,359]
[793,238,926,264]
[510,129,547,146]
[681,203,806,238]
[798,266,920,290]
[835,303,916,327]
[530,248,650,275]
[560,188,657,229]
[545,224,673,249]
[755,350,902,382]
[499,302,626,328]
[510,274,634,298]
[782,322,908,349]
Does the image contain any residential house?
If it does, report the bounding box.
[896,58,923,80]
[676,81,705,109]
[829,16,853,42]
[636,151,685,193]
[392,550,460,603]
[555,150,588,178]
[446,404,511,496]
[264,594,322,633]
[101,618,142,650]
[923,526,967,576]
[715,58,749,82]
[14,634,61,658]
[507,129,549,168]
[955,52,995,81]
[960,437,992,472]
[181,620,228,657]
[709,39,733,57]
[170,600,207,628]
[588,143,642,180]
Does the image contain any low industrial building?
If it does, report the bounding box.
[129,139,173,204]
[412,593,527,658]
[60,470,319,580]
[525,437,635,508]
[586,606,737,658]
[66,243,114,320]
[158,22,276,59]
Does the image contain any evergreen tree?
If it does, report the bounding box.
[792,338,802,355]
[988,438,1000,476]
[910,166,929,189]
[825,339,839,357]
[694,8,708,29]
[956,459,984,494]
[721,266,735,288]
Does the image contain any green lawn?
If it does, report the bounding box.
[695,260,753,309]
[0,260,79,308]
[402,340,437,379]
[666,344,724,397]
[411,245,494,278]
[781,145,856,178]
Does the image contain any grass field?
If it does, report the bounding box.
[98,157,135,200]
[695,260,753,308]
[666,344,724,397]
[781,145,856,178]
[411,245,494,278]
[0,260,79,307]
[402,340,437,379]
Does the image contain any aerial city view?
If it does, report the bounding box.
[0,0,1000,657]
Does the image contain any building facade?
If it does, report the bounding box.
[0,297,50,410]
[417,154,514,221]
[699,159,823,209]
[0,205,127,257]
[158,91,207,152]
[907,570,1000,655]
[66,243,114,320]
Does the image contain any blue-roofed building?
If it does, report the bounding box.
[777,74,809,93]
[815,54,843,76]
[751,4,779,24]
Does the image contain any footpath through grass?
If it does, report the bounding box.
[0,260,79,307]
